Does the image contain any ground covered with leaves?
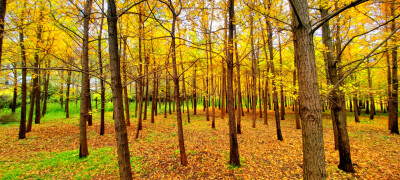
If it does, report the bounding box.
[0,107,399,179]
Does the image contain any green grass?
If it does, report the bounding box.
[0,147,147,179]
[0,147,118,179]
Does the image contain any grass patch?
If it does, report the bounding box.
[0,147,119,179]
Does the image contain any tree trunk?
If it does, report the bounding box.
[12,68,17,113]
[27,77,35,131]
[41,73,49,116]
[66,70,71,118]
[99,0,105,135]
[122,38,130,126]
[234,28,242,133]
[279,33,285,120]
[250,9,257,128]
[0,0,6,67]
[107,0,133,178]
[171,14,188,166]
[79,0,92,158]
[389,1,399,134]
[291,0,327,178]
[18,30,27,139]
[227,0,240,167]
[321,7,354,172]
[34,18,42,124]
[136,4,144,139]
[193,65,197,115]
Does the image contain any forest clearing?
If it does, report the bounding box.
[0,0,399,179]
[0,103,399,179]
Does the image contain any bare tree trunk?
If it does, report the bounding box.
[136,4,144,139]
[122,38,130,126]
[99,0,105,135]
[19,29,27,139]
[27,77,35,131]
[170,13,188,166]
[209,17,215,128]
[12,68,17,113]
[193,65,197,115]
[291,0,327,178]
[367,59,375,120]
[321,8,354,172]
[66,70,71,118]
[79,0,92,158]
[250,8,257,128]
[389,0,399,134]
[34,16,42,124]
[278,33,285,120]
[107,0,133,178]
[0,0,6,67]
[264,11,282,141]
[151,52,157,123]
[227,0,240,167]
[234,28,242,133]
[41,73,49,116]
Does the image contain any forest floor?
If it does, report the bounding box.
[0,106,399,179]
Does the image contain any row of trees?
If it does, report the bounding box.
[0,0,398,179]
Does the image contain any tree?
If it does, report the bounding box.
[107,0,133,178]
[290,0,327,178]
[320,7,354,172]
[0,0,7,67]
[79,0,92,158]
[227,0,240,167]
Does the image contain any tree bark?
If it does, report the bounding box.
[234,28,242,133]
[18,30,27,139]
[278,33,285,120]
[107,0,133,178]
[250,8,257,128]
[389,0,399,134]
[79,0,92,158]
[0,0,6,67]
[66,70,71,118]
[321,8,354,172]
[122,38,130,126]
[227,0,240,167]
[291,0,327,178]
[170,12,188,166]
[41,73,49,116]
[98,0,105,135]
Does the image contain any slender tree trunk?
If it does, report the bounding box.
[235,28,242,133]
[250,9,257,128]
[171,14,188,166]
[151,57,157,123]
[209,20,215,128]
[99,0,105,135]
[321,7,354,172]
[122,38,130,126]
[27,77,35,131]
[136,4,144,138]
[0,0,7,67]
[107,0,133,178]
[41,73,49,116]
[66,70,71,118]
[279,33,285,120]
[79,0,93,158]
[227,0,240,166]
[193,65,197,115]
[34,17,42,124]
[12,68,17,113]
[18,30,27,139]
[389,0,399,134]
